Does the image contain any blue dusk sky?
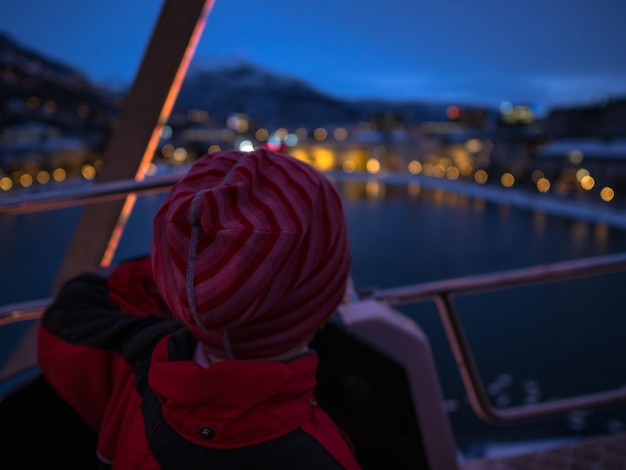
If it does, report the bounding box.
[1,0,626,113]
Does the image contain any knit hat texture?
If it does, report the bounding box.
[151,149,351,359]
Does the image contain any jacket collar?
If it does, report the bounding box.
[149,332,318,449]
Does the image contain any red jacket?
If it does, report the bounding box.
[37,258,360,469]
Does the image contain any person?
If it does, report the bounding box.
[37,148,361,469]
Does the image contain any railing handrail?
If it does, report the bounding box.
[0,298,51,327]
[0,171,185,216]
[4,250,626,327]
[373,251,626,305]
[369,250,626,425]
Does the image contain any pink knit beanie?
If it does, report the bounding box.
[151,149,351,359]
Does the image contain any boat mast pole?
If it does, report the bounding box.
[54,0,214,291]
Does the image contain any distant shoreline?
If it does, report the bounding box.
[327,171,626,231]
[3,168,625,231]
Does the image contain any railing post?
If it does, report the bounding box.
[53,0,214,292]
[434,293,501,424]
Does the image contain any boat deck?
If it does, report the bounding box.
[462,432,626,469]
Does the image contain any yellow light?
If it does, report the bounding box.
[173,147,188,162]
[366,181,384,198]
[576,168,590,182]
[446,166,459,180]
[313,128,328,141]
[536,177,550,193]
[501,172,515,188]
[422,162,434,176]
[19,174,33,187]
[408,160,422,175]
[474,169,488,184]
[366,158,381,174]
[440,157,452,168]
[433,164,445,178]
[458,161,472,176]
[53,168,66,182]
[290,148,309,163]
[580,175,595,190]
[162,144,175,158]
[312,148,334,170]
[208,144,221,153]
[342,160,356,173]
[408,182,421,198]
[0,177,12,191]
[36,171,50,184]
[531,170,544,183]
[81,164,96,180]
[275,128,288,140]
[600,187,615,202]
[255,128,269,141]
[333,128,348,141]
[465,139,481,153]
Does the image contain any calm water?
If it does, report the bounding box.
[2,179,626,452]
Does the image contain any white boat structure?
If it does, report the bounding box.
[2,1,626,468]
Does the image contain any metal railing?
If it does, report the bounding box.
[3,249,626,425]
[0,298,51,328]
[371,251,626,425]
[0,171,184,216]
[3,174,626,425]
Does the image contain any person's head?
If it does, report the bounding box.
[151,149,350,360]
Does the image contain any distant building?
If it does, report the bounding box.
[545,98,626,138]
[1,121,88,170]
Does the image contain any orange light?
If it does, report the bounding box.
[474,169,488,184]
[333,128,348,141]
[408,160,422,175]
[101,194,137,267]
[81,164,96,180]
[580,175,595,190]
[135,1,213,182]
[19,174,33,188]
[52,168,66,182]
[0,177,13,191]
[255,128,269,141]
[446,106,461,120]
[501,172,515,188]
[342,160,356,173]
[314,128,328,141]
[366,158,381,174]
[536,177,550,193]
[36,171,50,184]
[446,166,459,180]
[600,187,615,202]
